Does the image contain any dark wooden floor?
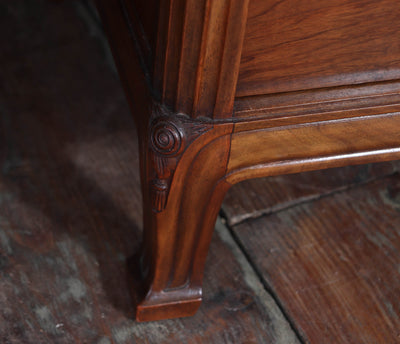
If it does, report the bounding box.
[1,1,399,343]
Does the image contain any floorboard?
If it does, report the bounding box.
[222,162,400,226]
[231,175,400,343]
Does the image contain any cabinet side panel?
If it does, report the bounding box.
[127,0,160,74]
[131,0,159,47]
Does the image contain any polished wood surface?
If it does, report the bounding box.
[4,1,400,340]
[227,113,400,184]
[233,80,400,120]
[126,0,250,119]
[95,0,400,321]
[1,3,298,342]
[237,0,400,97]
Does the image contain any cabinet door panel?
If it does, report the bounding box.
[237,0,400,97]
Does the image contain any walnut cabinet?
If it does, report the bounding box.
[94,0,400,321]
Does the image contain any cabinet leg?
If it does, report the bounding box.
[135,113,233,321]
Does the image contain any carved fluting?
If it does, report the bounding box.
[149,114,212,212]
[150,178,169,212]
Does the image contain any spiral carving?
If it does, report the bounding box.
[149,114,212,212]
[150,120,183,156]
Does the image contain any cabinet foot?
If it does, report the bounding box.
[136,289,202,322]
[135,111,233,321]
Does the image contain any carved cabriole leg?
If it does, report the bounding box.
[94,0,248,322]
[136,106,233,321]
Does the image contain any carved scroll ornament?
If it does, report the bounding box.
[149,112,212,212]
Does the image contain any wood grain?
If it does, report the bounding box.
[232,174,400,343]
[237,0,400,97]
[152,0,249,118]
[4,0,400,335]
[0,1,298,342]
[136,119,234,321]
[227,113,400,184]
[97,0,244,320]
[233,80,400,121]
[97,0,400,321]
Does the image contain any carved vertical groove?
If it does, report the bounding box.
[154,0,250,119]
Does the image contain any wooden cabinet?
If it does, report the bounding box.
[95,0,400,321]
